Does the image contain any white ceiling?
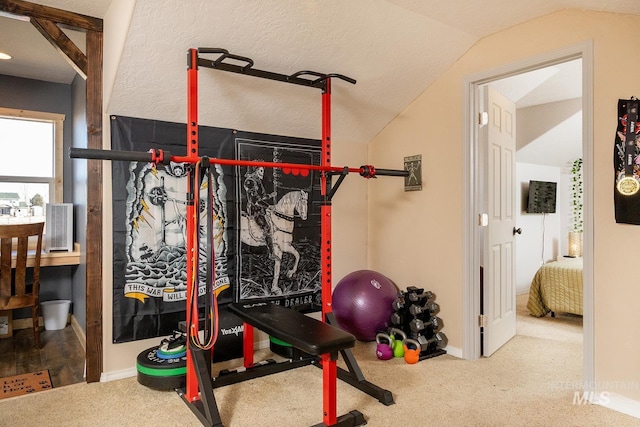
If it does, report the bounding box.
[490,60,582,109]
[0,1,634,158]
[490,59,583,167]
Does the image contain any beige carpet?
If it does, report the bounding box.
[516,293,583,344]
[1,300,637,426]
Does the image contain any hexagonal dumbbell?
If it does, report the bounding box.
[415,316,444,339]
[392,296,405,311]
[421,290,436,302]
[406,286,424,295]
[406,287,436,305]
[427,316,444,333]
[408,304,423,317]
[423,300,440,316]
[407,290,422,303]
[409,317,424,333]
[416,332,448,352]
[390,311,404,326]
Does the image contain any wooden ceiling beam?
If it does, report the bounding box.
[0,0,102,32]
[30,17,87,80]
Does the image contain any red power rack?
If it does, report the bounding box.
[71,47,408,427]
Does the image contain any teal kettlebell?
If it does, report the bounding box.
[389,328,407,358]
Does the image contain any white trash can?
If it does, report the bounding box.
[41,300,71,331]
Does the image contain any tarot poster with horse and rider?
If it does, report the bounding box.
[235,138,321,305]
[111,116,321,344]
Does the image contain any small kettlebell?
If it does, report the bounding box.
[403,338,421,364]
[389,328,407,358]
[375,333,393,360]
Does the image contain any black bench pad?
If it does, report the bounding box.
[228,302,355,356]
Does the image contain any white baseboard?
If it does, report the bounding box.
[597,392,640,419]
[13,315,44,330]
[443,345,462,358]
[100,337,271,383]
[13,314,71,330]
[70,315,86,351]
[101,367,137,383]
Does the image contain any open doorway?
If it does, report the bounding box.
[462,42,594,385]
[484,58,584,348]
[0,2,104,382]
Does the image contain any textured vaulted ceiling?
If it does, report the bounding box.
[2,1,640,145]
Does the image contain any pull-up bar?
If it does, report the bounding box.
[195,48,356,90]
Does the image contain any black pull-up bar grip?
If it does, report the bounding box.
[373,168,410,177]
[359,165,410,178]
[197,48,228,54]
[289,71,356,86]
[69,147,172,164]
[325,73,357,85]
[198,47,255,71]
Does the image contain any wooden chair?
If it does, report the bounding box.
[0,222,44,347]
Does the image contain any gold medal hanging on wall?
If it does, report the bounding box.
[617,174,640,195]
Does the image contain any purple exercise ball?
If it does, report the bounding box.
[332,270,398,341]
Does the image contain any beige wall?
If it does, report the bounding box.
[100,6,640,405]
[102,0,151,376]
[369,9,640,401]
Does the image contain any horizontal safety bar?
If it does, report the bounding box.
[69,147,408,178]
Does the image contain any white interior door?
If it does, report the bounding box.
[482,86,517,356]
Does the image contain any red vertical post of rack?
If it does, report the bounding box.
[243,322,254,367]
[321,78,333,320]
[320,78,338,426]
[185,47,200,402]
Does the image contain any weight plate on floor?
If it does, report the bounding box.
[136,345,186,390]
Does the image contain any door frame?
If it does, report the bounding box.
[0,0,104,382]
[461,41,594,384]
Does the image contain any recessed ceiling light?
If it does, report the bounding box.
[0,52,12,60]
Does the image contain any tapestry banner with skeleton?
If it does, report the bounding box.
[111,116,321,343]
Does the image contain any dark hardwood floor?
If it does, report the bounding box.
[0,325,85,388]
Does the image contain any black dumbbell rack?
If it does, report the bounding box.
[389,286,447,361]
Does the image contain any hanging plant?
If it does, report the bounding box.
[570,158,583,232]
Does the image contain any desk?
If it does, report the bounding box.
[11,242,81,268]
[2,243,81,338]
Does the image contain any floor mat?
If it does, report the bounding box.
[1,370,52,400]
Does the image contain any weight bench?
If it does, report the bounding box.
[228,302,355,357]
[227,301,365,427]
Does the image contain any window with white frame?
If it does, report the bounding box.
[0,107,64,224]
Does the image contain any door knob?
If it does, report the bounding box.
[513,227,522,235]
